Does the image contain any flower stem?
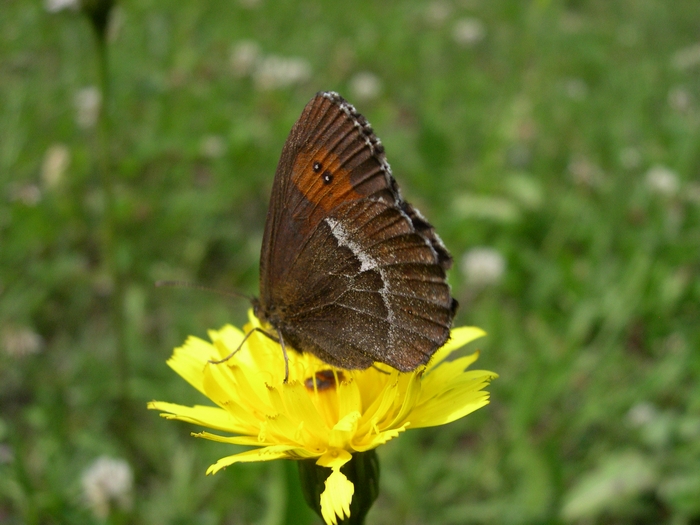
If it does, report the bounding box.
[89,4,129,403]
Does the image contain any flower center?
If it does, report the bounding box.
[304,370,346,391]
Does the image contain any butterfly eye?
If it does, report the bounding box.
[312,161,322,173]
[322,171,333,184]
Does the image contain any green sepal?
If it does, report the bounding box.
[298,449,380,525]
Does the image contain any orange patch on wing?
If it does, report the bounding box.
[291,145,359,212]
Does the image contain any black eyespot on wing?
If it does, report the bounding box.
[322,170,333,184]
[313,161,322,173]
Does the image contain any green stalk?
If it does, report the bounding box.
[88,3,129,403]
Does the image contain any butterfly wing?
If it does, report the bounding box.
[258,92,456,370]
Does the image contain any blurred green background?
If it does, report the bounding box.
[2,0,700,523]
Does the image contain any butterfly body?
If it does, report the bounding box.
[255,92,457,372]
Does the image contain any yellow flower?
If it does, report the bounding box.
[149,312,496,525]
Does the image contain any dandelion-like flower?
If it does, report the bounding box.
[149,312,496,525]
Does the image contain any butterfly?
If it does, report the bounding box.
[250,91,457,376]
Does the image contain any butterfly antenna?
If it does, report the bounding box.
[155,280,253,302]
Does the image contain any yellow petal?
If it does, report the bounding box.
[409,373,497,428]
[352,425,406,451]
[147,401,250,434]
[268,381,328,439]
[166,336,215,394]
[328,412,361,449]
[320,467,354,525]
[206,445,316,475]
[317,448,352,470]
[337,377,362,420]
[426,326,486,370]
[192,431,272,446]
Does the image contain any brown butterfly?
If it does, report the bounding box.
[251,92,457,375]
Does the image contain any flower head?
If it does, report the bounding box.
[149,312,496,525]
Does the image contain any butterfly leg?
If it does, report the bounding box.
[277,327,290,383]
[371,364,391,375]
[208,327,275,365]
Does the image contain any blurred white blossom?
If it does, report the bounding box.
[253,55,311,90]
[426,1,452,28]
[568,157,603,187]
[619,147,641,170]
[349,71,382,102]
[686,182,700,205]
[9,184,42,206]
[230,40,261,77]
[452,18,486,47]
[672,43,700,70]
[107,6,125,43]
[200,135,226,159]
[564,78,588,101]
[74,86,102,129]
[81,457,133,520]
[646,165,680,197]
[45,0,79,13]
[0,444,13,464]
[2,326,43,358]
[42,144,70,189]
[668,86,691,113]
[461,247,506,287]
[627,402,658,427]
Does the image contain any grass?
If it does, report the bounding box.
[2,0,700,523]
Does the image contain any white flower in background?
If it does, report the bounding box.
[426,1,452,28]
[452,18,486,47]
[81,457,133,519]
[107,6,125,43]
[230,40,261,77]
[686,183,700,205]
[646,165,680,197]
[9,184,42,206]
[74,86,102,129]
[568,156,603,187]
[1,326,43,358]
[627,402,657,427]
[253,55,311,90]
[619,147,641,170]
[461,247,506,287]
[200,135,226,159]
[564,78,588,101]
[45,0,79,13]
[349,71,382,102]
[668,86,691,113]
[671,43,700,70]
[42,144,70,189]
[0,444,13,465]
